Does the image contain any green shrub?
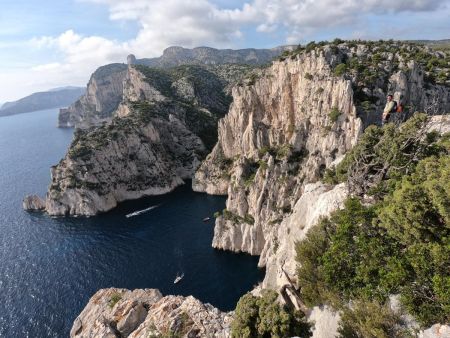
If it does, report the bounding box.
[305,41,317,53]
[222,209,255,225]
[378,155,450,244]
[276,144,292,159]
[258,160,268,171]
[244,173,256,187]
[332,113,445,197]
[304,73,313,80]
[296,149,450,327]
[361,100,371,112]
[108,292,122,308]
[328,107,341,123]
[322,167,338,185]
[337,300,413,338]
[334,63,347,76]
[231,290,311,338]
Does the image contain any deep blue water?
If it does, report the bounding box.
[0,109,263,337]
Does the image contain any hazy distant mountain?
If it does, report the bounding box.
[133,45,294,67]
[47,86,86,92]
[0,87,85,117]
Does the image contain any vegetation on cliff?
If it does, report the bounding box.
[279,39,450,127]
[231,290,311,338]
[131,64,256,150]
[296,115,450,336]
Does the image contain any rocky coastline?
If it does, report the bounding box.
[23,41,450,337]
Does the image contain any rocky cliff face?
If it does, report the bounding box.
[194,47,363,271]
[67,41,450,337]
[58,64,128,128]
[71,288,232,338]
[193,41,450,292]
[58,46,292,129]
[25,63,241,216]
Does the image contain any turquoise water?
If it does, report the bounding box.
[0,109,263,337]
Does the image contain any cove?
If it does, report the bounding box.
[0,108,263,337]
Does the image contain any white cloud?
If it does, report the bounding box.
[2,0,447,102]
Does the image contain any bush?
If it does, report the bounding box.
[296,150,450,327]
[304,73,313,80]
[231,290,311,338]
[337,300,413,338]
[328,107,341,123]
[334,63,347,76]
[378,156,450,244]
[305,41,317,53]
[332,113,445,197]
[108,292,122,308]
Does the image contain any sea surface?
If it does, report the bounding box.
[0,109,263,337]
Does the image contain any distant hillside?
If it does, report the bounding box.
[0,87,85,117]
[408,38,450,51]
[134,45,294,67]
[59,46,292,128]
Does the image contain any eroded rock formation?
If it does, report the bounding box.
[70,288,232,338]
[193,42,450,292]
[26,63,238,216]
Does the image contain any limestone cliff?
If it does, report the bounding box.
[67,41,450,338]
[70,288,232,338]
[193,40,450,291]
[26,63,242,216]
[58,64,128,128]
[58,46,292,129]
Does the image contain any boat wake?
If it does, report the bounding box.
[174,272,184,284]
[125,204,160,218]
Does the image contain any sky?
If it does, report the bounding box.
[1,0,449,103]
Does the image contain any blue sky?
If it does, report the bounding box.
[1,0,449,102]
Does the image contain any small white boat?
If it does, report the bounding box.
[174,273,184,284]
[125,204,160,218]
[202,217,211,222]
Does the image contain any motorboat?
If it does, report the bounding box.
[125,204,160,218]
[174,273,184,284]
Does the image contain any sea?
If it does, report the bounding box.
[0,108,263,337]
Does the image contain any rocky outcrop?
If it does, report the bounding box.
[58,46,292,129]
[58,64,128,128]
[194,41,450,291]
[419,325,450,338]
[195,47,363,271]
[26,63,239,216]
[261,182,348,289]
[22,195,46,211]
[40,114,204,216]
[71,288,232,338]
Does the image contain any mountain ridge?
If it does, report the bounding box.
[58,45,293,129]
